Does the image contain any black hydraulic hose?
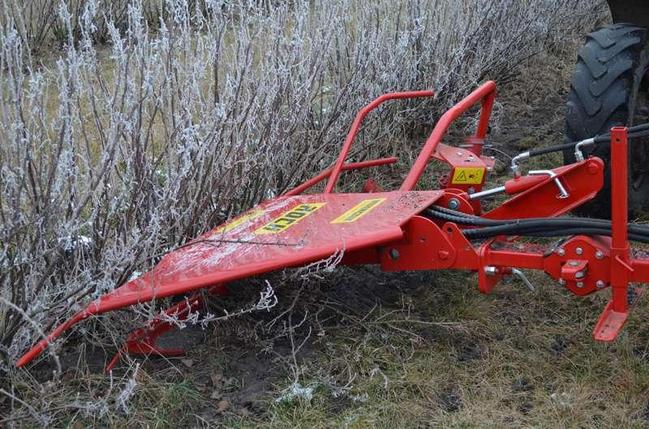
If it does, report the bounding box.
[426,208,604,229]
[429,205,610,226]
[462,222,649,243]
[522,228,649,243]
[427,205,487,219]
[458,219,649,239]
[424,207,649,243]
[423,208,502,226]
[525,123,649,157]
[528,131,649,157]
[496,228,649,244]
[463,224,606,238]
[426,207,649,236]
[461,222,602,238]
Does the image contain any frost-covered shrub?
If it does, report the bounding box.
[0,0,601,370]
[0,0,171,50]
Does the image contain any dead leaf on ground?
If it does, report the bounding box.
[216,399,230,413]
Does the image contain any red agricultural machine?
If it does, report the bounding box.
[15,80,649,371]
[15,1,649,371]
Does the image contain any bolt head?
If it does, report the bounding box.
[448,198,460,210]
[595,250,604,260]
[575,271,585,279]
[575,247,583,255]
[484,266,498,276]
[389,248,400,260]
[576,281,584,288]
[556,248,565,256]
[596,280,606,289]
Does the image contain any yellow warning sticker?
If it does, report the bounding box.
[254,203,325,234]
[331,198,386,224]
[213,209,265,234]
[451,167,485,185]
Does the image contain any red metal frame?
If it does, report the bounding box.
[592,127,641,340]
[484,158,604,219]
[401,81,496,191]
[324,90,435,193]
[284,157,397,196]
[17,82,649,372]
[105,294,205,372]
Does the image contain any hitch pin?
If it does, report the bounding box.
[528,170,569,199]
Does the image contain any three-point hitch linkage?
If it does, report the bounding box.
[16,81,649,371]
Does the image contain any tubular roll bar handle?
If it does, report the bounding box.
[400,81,497,191]
[284,157,398,197]
[324,90,436,194]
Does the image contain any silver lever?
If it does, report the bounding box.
[511,269,535,291]
[528,170,569,199]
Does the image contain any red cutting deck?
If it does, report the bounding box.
[96,191,442,312]
[17,191,442,368]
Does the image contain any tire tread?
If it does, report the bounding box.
[564,23,648,218]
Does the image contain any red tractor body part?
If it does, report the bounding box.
[14,82,647,371]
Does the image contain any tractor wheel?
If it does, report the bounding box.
[565,23,649,218]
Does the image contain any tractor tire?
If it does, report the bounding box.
[565,23,649,218]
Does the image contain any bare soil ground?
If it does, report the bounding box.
[4,48,649,428]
